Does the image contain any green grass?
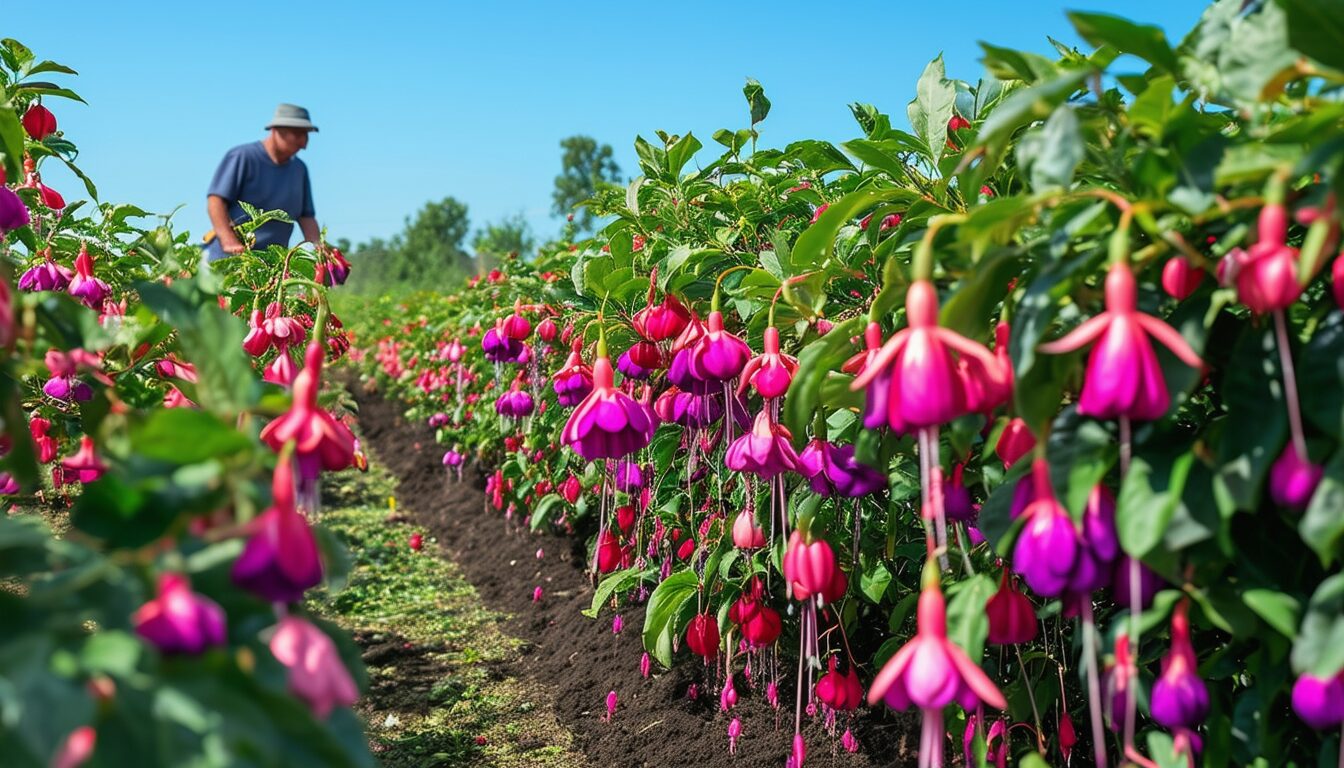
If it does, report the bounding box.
[311,459,584,768]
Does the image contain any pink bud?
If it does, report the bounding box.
[728,717,742,755]
[841,728,859,753]
[766,680,780,709]
[1161,256,1204,300]
[612,615,623,634]
[532,586,543,602]
[720,678,738,711]
[1270,443,1324,511]
[536,548,544,559]
[640,652,651,678]
[604,690,618,720]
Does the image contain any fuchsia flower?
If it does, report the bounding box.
[494,384,534,418]
[263,350,298,386]
[615,349,651,380]
[689,310,752,384]
[1224,201,1303,313]
[851,280,1007,430]
[133,573,226,654]
[729,578,782,647]
[481,325,526,362]
[262,302,306,349]
[269,615,359,719]
[1161,256,1204,300]
[51,726,95,768]
[67,246,110,309]
[632,278,691,342]
[731,508,766,549]
[1039,261,1201,421]
[43,349,94,402]
[1010,459,1081,597]
[783,530,846,605]
[985,569,1037,645]
[552,341,594,407]
[725,410,801,478]
[797,439,886,497]
[1292,672,1344,730]
[30,416,58,463]
[595,530,627,574]
[60,436,106,484]
[959,321,1014,416]
[815,656,863,711]
[0,186,29,234]
[18,253,73,292]
[739,325,797,398]
[501,302,532,340]
[728,718,742,755]
[232,457,323,602]
[685,613,720,659]
[963,715,1008,768]
[613,460,644,492]
[995,417,1035,468]
[259,342,357,482]
[1269,443,1323,510]
[1149,599,1209,731]
[537,317,558,343]
[561,346,654,460]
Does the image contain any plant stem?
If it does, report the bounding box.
[1120,414,1139,762]
[1273,309,1309,459]
[1081,600,1111,768]
[1015,644,1046,753]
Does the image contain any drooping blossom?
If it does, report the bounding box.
[688,310,752,384]
[1039,260,1202,421]
[59,436,106,484]
[50,726,95,768]
[268,614,359,718]
[942,463,976,523]
[852,280,1008,430]
[67,246,110,309]
[537,317,558,343]
[494,385,534,419]
[263,349,298,386]
[561,344,654,461]
[552,341,594,407]
[481,325,525,362]
[1010,459,1081,598]
[963,714,1008,768]
[729,578,782,647]
[797,438,886,497]
[685,613,720,659]
[501,302,532,340]
[260,302,306,350]
[615,349,650,380]
[43,350,93,402]
[259,342,357,483]
[595,529,627,574]
[22,103,57,139]
[783,530,846,605]
[1269,443,1323,510]
[18,252,73,292]
[0,186,30,234]
[1224,201,1303,313]
[1291,672,1344,730]
[985,569,1037,645]
[1161,256,1204,300]
[231,457,323,603]
[1149,600,1209,731]
[728,718,742,755]
[613,460,644,492]
[633,277,690,341]
[318,247,351,286]
[720,677,738,711]
[815,656,863,711]
[133,572,227,654]
[739,325,797,399]
[731,508,766,549]
[443,449,463,467]
[627,339,664,370]
[30,416,58,463]
[725,410,801,478]
[995,417,1035,468]
[959,321,1014,416]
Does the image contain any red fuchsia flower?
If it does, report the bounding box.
[560,474,581,504]
[269,614,359,719]
[51,726,95,768]
[1224,200,1303,313]
[22,103,57,139]
[1039,261,1202,421]
[595,529,627,574]
[259,342,357,483]
[0,186,30,234]
[615,349,650,380]
[612,615,623,634]
[1334,254,1344,311]
[1058,710,1077,764]
[501,302,532,340]
[409,533,423,551]
[1161,255,1204,300]
[738,325,797,399]
[243,310,272,356]
[868,568,1007,768]
[442,448,463,467]
[60,436,106,484]
[985,569,1037,645]
[783,530,847,605]
[860,212,903,231]
[67,245,110,309]
[132,572,226,654]
[1269,443,1324,510]
[537,317,558,343]
[30,416,58,463]
[561,343,655,461]
[816,656,863,711]
[18,252,73,292]
[1292,672,1344,730]
[627,339,664,370]
[633,290,691,343]
[689,310,752,384]
[1010,459,1081,598]
[1150,599,1209,732]
[797,439,886,497]
[995,417,1035,468]
[731,508,766,549]
[963,714,1007,768]
[685,613,720,659]
[231,457,323,603]
[851,280,1006,430]
[725,410,801,478]
[729,580,782,647]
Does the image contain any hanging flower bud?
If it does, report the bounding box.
[133,573,227,654]
[1291,673,1344,730]
[732,508,766,549]
[1269,443,1323,511]
[985,569,1037,645]
[269,615,359,718]
[0,187,30,234]
[1149,599,1209,731]
[738,326,797,399]
[685,613,720,659]
[1011,459,1081,598]
[22,103,57,140]
[815,656,863,711]
[1161,256,1204,300]
[995,418,1035,469]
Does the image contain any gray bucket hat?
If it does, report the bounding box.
[265,103,318,132]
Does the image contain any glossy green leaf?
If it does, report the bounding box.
[1291,573,1344,678]
[1068,11,1181,73]
[907,54,957,166]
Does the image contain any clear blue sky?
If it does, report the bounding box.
[20,1,1205,251]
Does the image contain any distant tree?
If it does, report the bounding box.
[332,236,353,254]
[344,235,402,294]
[400,196,473,282]
[472,213,534,260]
[552,135,621,232]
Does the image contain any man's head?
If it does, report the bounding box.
[268,126,311,162]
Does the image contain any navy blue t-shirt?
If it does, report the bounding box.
[204,141,315,260]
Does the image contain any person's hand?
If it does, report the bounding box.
[220,236,245,255]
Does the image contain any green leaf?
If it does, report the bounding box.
[1068,11,1181,74]
[1292,573,1344,678]
[783,316,864,442]
[130,409,252,464]
[641,570,699,668]
[1015,105,1084,192]
[80,631,142,677]
[791,187,916,271]
[0,106,24,184]
[665,133,702,179]
[946,573,996,663]
[977,69,1089,149]
[859,558,892,603]
[907,54,957,166]
[744,78,771,126]
[135,280,257,416]
[1300,450,1344,565]
[1243,588,1301,639]
[583,566,644,619]
[1214,325,1289,514]
[1281,0,1344,72]
[1118,448,1195,559]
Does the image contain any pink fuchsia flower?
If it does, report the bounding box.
[560,346,654,461]
[242,310,271,356]
[640,652,651,678]
[552,341,595,407]
[232,456,322,602]
[1150,599,1209,731]
[731,508,766,549]
[963,714,1008,768]
[688,310,752,384]
[1292,673,1344,730]
[263,349,298,386]
[797,439,886,497]
[739,325,797,399]
[51,726,96,768]
[67,246,110,309]
[259,342,357,482]
[269,614,359,719]
[841,728,859,753]
[501,302,532,340]
[1040,260,1202,421]
[30,416,58,463]
[783,530,846,605]
[133,572,226,654]
[725,410,801,478]
[959,321,1014,416]
[442,449,464,467]
[632,277,691,342]
[537,317,558,343]
[1269,443,1323,510]
[728,717,742,755]
[532,586,543,602]
[1105,634,1136,734]
[851,279,1007,430]
[1161,256,1204,300]
[18,252,73,292]
[1010,459,1081,597]
[729,579,782,647]
[0,186,29,234]
[260,302,306,350]
[603,690,618,721]
[685,613,720,659]
[1225,201,1302,313]
[60,436,106,484]
[815,655,863,711]
[985,569,1037,645]
[995,417,1035,469]
[720,677,739,711]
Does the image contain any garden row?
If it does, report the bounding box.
[344,3,1344,767]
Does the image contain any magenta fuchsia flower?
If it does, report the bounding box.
[0,186,29,234]
[43,350,93,402]
[1292,672,1344,730]
[494,384,534,418]
[959,321,1014,416]
[481,325,525,362]
[232,457,323,603]
[726,410,801,478]
[537,318,558,343]
[243,310,271,356]
[1039,261,1201,421]
[732,507,766,549]
[783,530,846,605]
[67,246,109,309]
[851,280,1007,430]
[60,436,105,484]
[963,715,1008,768]
[269,614,359,719]
[985,569,1037,645]
[689,310,752,384]
[798,439,886,497]
[263,350,298,386]
[17,254,72,292]
[1150,600,1209,731]
[259,343,357,482]
[615,349,650,380]
[0,472,18,495]
[633,280,691,342]
[728,581,781,648]
[739,325,797,399]
[442,449,463,467]
[261,302,306,350]
[995,417,1035,468]
[1224,201,1303,313]
[816,656,863,711]
[1270,443,1323,510]
[1111,554,1163,609]
[868,570,1006,768]
[627,339,664,370]
[133,573,226,654]
[595,529,627,574]
[942,463,976,523]
[613,460,644,492]
[561,348,654,461]
[30,417,57,463]
[501,303,532,340]
[1010,459,1081,598]
[552,342,594,407]
[1161,256,1204,300]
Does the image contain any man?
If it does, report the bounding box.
[203,103,321,261]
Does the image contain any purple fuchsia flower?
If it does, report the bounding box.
[1039,260,1202,421]
[1064,484,1121,597]
[67,246,110,309]
[798,438,886,497]
[739,325,797,399]
[0,186,29,234]
[943,463,976,522]
[269,615,359,719]
[1269,443,1324,510]
[1150,599,1209,732]
[963,714,1008,768]
[18,252,74,292]
[442,448,464,467]
[1292,672,1344,730]
[561,344,655,461]
[1111,554,1164,609]
[552,341,594,407]
[482,325,525,362]
[232,456,323,603]
[0,472,19,495]
[259,342,357,489]
[851,279,1009,431]
[725,410,801,479]
[689,310,752,385]
[1010,459,1081,598]
[494,384,534,418]
[615,349,650,380]
[42,349,94,402]
[613,460,644,492]
[133,572,226,654]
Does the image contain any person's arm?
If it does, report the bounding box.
[298,216,321,246]
[207,195,245,255]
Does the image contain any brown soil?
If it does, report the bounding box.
[352,388,920,768]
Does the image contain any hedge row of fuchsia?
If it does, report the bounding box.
[351,4,1344,767]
